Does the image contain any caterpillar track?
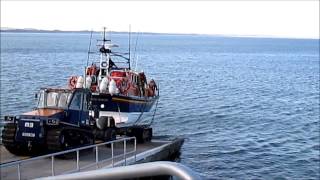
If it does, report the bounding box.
[46,127,95,152]
[1,123,28,155]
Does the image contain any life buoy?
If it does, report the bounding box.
[68,76,78,89]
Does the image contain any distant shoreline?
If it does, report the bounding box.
[1,28,318,40]
[0,28,202,36]
[1,29,91,34]
[0,29,135,34]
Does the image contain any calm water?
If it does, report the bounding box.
[1,32,319,179]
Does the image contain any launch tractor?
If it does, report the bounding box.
[1,88,152,155]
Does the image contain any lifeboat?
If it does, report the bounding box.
[66,28,159,124]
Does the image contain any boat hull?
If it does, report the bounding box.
[90,93,159,113]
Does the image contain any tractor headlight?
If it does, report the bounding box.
[47,119,59,125]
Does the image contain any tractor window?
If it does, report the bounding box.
[37,91,45,108]
[82,93,91,111]
[67,93,72,104]
[58,92,71,108]
[69,93,82,110]
[47,92,59,107]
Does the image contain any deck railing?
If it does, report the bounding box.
[0,137,136,180]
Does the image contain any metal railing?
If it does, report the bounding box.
[0,120,4,144]
[0,137,136,180]
[37,161,201,180]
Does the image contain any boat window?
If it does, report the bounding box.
[37,91,45,108]
[47,92,59,107]
[58,92,71,108]
[69,92,82,110]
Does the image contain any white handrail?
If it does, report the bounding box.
[36,161,201,180]
[0,137,136,180]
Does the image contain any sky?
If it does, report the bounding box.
[1,1,319,39]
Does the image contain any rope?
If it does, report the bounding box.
[133,101,147,126]
[149,98,159,126]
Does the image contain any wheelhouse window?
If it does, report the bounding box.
[69,92,82,110]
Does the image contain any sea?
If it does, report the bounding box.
[0,32,319,179]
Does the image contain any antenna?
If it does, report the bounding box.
[135,55,139,71]
[128,25,131,70]
[132,31,140,65]
[86,30,93,66]
[103,27,106,44]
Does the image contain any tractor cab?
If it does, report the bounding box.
[36,88,72,110]
[31,88,92,126]
[19,88,74,121]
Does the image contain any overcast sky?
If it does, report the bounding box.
[1,1,319,39]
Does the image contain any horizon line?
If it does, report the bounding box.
[1,27,319,40]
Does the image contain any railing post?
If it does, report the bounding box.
[95,146,99,169]
[76,150,80,171]
[17,163,21,180]
[111,142,114,167]
[134,138,137,162]
[51,156,55,176]
[124,139,127,166]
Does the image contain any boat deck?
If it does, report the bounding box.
[0,137,183,180]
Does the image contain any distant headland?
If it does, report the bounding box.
[0,27,182,36]
[1,27,124,34]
